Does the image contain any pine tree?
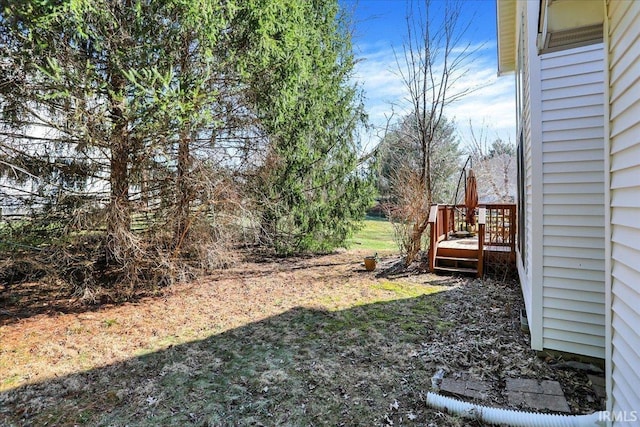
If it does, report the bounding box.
[236,0,374,254]
[0,0,374,289]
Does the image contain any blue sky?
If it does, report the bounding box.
[339,0,516,150]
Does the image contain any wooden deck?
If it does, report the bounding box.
[428,204,516,277]
[439,237,513,252]
[438,237,477,249]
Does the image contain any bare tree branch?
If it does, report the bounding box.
[387,0,482,265]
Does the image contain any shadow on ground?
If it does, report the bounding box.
[0,290,472,426]
[0,273,601,426]
[0,279,105,327]
[0,254,360,328]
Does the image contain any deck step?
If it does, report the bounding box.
[436,247,479,258]
[434,266,478,275]
[436,256,478,263]
[434,252,479,276]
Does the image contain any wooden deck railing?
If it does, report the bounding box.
[428,203,516,274]
[451,204,469,232]
[481,203,516,253]
[428,204,454,271]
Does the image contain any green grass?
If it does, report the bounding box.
[371,280,442,300]
[349,218,397,252]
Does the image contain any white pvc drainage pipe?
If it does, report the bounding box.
[426,392,606,427]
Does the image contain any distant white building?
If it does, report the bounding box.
[1,118,109,219]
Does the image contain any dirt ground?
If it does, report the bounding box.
[0,250,603,426]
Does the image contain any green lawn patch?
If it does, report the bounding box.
[349,218,397,252]
[371,280,443,300]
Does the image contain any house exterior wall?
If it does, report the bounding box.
[515,0,545,350]
[515,0,534,335]
[499,0,640,419]
[514,1,605,357]
[606,0,640,419]
[540,44,606,359]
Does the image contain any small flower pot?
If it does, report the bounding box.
[364,256,377,271]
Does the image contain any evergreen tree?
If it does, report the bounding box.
[1,0,233,266]
[0,0,374,289]
[237,0,374,254]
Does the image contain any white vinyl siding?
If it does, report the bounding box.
[522,30,534,326]
[516,2,535,331]
[607,0,640,419]
[540,44,606,359]
[527,0,545,351]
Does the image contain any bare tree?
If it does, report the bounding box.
[377,114,460,257]
[466,121,516,203]
[392,0,481,265]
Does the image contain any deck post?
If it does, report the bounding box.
[443,206,449,241]
[509,205,516,256]
[428,205,438,273]
[477,208,486,278]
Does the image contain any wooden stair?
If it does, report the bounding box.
[434,246,480,276]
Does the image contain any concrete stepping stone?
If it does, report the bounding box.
[440,378,490,400]
[587,374,606,403]
[505,378,570,413]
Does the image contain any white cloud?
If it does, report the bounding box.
[352,42,516,150]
